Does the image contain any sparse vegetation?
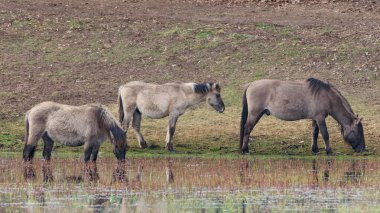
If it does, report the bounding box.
[0,0,379,157]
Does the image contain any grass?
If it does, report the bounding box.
[1,5,380,158]
[1,94,379,158]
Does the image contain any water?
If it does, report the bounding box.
[0,157,379,212]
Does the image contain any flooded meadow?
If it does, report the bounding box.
[1,156,380,212]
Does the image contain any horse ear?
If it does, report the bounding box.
[355,117,363,125]
[212,83,221,92]
[109,131,115,141]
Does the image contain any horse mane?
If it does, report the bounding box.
[307,78,358,136]
[193,83,212,94]
[97,106,125,141]
[306,78,331,95]
[331,86,357,136]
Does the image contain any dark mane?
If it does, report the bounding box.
[193,83,212,94]
[97,106,125,141]
[110,123,125,141]
[307,78,330,95]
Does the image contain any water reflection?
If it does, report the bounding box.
[42,162,53,182]
[24,162,36,180]
[112,162,128,184]
[343,160,365,184]
[166,159,174,184]
[84,162,100,182]
[1,157,379,212]
[311,159,332,187]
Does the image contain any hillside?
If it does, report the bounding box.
[1,0,379,156]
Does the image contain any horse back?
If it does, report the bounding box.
[119,82,186,118]
[246,80,329,120]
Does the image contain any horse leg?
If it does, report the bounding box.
[241,110,265,154]
[166,113,179,152]
[42,132,54,161]
[316,118,332,155]
[122,105,135,131]
[23,129,43,162]
[132,109,148,149]
[90,144,100,162]
[83,142,93,163]
[311,120,319,154]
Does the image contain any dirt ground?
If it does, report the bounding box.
[1,0,379,119]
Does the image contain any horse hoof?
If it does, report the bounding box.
[140,142,148,149]
[167,148,176,153]
[240,149,249,155]
[326,148,334,156]
[312,147,319,154]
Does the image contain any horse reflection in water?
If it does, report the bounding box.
[84,162,100,182]
[343,160,365,184]
[166,159,174,184]
[239,159,251,185]
[111,163,144,188]
[310,159,366,187]
[42,162,54,182]
[24,161,55,182]
[311,159,332,187]
[24,161,99,183]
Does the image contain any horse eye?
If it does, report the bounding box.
[216,94,221,98]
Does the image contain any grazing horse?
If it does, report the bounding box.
[240,78,365,154]
[23,101,127,162]
[118,81,225,152]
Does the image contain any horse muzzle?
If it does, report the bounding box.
[216,103,225,113]
[354,145,365,153]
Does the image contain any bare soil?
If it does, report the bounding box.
[1,0,379,119]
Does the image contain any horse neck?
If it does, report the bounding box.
[187,93,207,107]
[109,123,124,141]
[329,90,355,129]
[98,107,124,140]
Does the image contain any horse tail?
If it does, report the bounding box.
[24,113,30,144]
[118,92,124,124]
[240,87,249,150]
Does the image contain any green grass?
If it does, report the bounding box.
[1,10,380,158]
[1,92,379,158]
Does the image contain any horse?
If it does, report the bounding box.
[240,78,365,155]
[118,81,225,152]
[23,101,128,163]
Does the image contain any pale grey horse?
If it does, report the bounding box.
[118,81,225,152]
[240,78,365,155]
[23,101,127,162]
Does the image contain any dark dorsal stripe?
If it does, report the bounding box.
[110,122,125,141]
[193,83,212,94]
[307,78,330,95]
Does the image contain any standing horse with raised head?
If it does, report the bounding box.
[118,81,225,152]
[240,78,365,154]
[23,101,127,163]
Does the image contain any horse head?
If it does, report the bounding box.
[206,83,225,113]
[343,117,365,152]
[110,124,128,160]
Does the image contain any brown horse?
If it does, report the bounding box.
[240,78,365,154]
[23,101,127,162]
[118,81,225,152]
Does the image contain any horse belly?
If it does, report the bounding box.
[47,129,86,147]
[136,95,170,119]
[46,115,92,147]
[268,102,308,121]
[139,108,169,119]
